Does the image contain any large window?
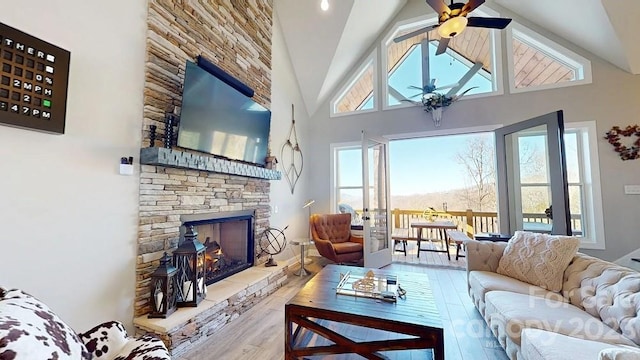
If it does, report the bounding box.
[511,122,604,248]
[506,23,592,93]
[565,121,604,249]
[330,52,376,117]
[383,10,503,109]
[331,144,364,213]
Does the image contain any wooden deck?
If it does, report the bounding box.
[392,238,467,269]
[177,256,505,360]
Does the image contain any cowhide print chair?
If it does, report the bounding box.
[0,287,170,359]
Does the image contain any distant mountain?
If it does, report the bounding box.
[339,185,497,213]
[391,186,496,212]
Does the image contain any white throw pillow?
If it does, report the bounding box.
[497,231,580,292]
[599,347,640,360]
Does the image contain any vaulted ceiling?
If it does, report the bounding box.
[275,0,640,118]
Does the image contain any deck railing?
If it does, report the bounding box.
[390,209,582,237]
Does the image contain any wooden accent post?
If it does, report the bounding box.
[465,209,474,237]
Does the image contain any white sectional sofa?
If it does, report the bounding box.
[466,235,640,360]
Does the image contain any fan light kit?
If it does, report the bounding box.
[438,16,468,38]
[394,0,512,56]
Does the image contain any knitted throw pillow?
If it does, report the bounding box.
[497,231,580,292]
[0,288,91,360]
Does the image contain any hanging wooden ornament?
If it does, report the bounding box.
[281,104,304,194]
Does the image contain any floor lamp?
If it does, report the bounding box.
[302,199,315,264]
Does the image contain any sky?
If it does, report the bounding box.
[338,132,495,196]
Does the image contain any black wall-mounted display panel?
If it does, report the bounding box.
[0,22,70,134]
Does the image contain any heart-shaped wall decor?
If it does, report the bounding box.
[604,125,640,161]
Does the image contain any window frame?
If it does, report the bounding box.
[329,50,378,118]
[501,122,603,249]
[330,142,364,214]
[506,22,592,94]
[564,121,605,249]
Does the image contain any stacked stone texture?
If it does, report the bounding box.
[137,0,275,318]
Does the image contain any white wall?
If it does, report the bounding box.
[270,11,313,262]
[305,2,640,262]
[1,1,313,331]
[0,1,147,331]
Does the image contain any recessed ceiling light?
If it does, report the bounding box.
[321,0,329,11]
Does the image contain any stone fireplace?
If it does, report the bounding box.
[133,1,281,356]
[134,167,291,357]
[181,210,255,286]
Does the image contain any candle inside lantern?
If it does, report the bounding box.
[155,291,164,312]
[183,280,193,301]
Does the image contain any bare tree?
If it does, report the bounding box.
[455,136,496,211]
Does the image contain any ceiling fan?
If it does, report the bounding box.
[393,0,512,56]
[396,38,483,103]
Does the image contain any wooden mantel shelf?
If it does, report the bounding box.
[140,147,281,180]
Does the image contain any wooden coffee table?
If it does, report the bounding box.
[285,264,444,359]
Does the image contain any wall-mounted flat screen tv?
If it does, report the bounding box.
[177,61,271,166]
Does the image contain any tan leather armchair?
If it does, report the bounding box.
[310,213,363,264]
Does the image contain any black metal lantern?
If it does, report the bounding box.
[148,252,177,318]
[174,225,207,307]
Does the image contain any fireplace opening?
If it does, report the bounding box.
[181,211,255,286]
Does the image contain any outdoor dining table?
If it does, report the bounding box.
[411,220,458,260]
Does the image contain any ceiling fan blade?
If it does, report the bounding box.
[436,82,459,90]
[393,25,438,43]
[446,61,483,96]
[435,37,450,56]
[425,0,451,16]
[461,0,485,15]
[467,17,512,29]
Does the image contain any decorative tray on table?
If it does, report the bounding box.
[336,270,398,302]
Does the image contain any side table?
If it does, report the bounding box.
[290,239,314,276]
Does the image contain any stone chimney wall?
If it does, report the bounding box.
[136,0,273,317]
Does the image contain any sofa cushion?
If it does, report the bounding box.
[0,288,91,360]
[599,346,640,360]
[485,291,636,348]
[497,231,580,292]
[79,320,131,359]
[79,321,169,360]
[469,270,565,306]
[332,241,363,254]
[521,328,634,360]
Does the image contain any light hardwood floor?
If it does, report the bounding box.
[177,255,508,360]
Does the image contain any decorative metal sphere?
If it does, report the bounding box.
[259,227,287,256]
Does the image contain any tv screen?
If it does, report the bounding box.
[177,61,271,166]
